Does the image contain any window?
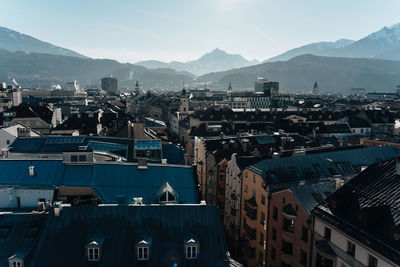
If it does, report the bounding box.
[368,255,377,267]
[6,140,10,145]
[71,155,78,162]
[283,218,295,233]
[244,185,248,193]
[324,227,331,241]
[282,197,286,204]
[186,245,198,259]
[281,240,293,255]
[347,241,355,257]
[259,232,264,246]
[301,226,308,243]
[261,195,265,205]
[258,251,263,265]
[316,253,333,267]
[79,155,86,162]
[158,182,177,203]
[300,250,307,266]
[260,212,265,225]
[253,174,256,183]
[273,206,278,221]
[88,246,100,261]
[185,238,199,260]
[271,246,276,260]
[137,246,149,260]
[272,227,277,241]
[11,261,22,267]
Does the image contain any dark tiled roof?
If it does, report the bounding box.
[248,146,400,190]
[0,212,47,267]
[313,158,400,264]
[4,105,53,124]
[31,205,231,267]
[290,182,336,214]
[319,123,351,134]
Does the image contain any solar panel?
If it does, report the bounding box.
[45,136,85,144]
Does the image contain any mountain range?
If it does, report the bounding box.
[266,23,400,62]
[197,54,400,92]
[0,26,87,59]
[136,48,260,76]
[0,49,194,90]
[0,23,400,92]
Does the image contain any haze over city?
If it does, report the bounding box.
[2,0,400,62]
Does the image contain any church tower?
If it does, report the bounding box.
[313,81,319,95]
[180,87,189,113]
[135,81,140,95]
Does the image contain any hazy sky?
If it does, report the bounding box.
[2,0,400,63]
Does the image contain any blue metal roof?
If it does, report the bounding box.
[0,160,64,186]
[92,164,198,204]
[9,137,186,164]
[0,160,198,204]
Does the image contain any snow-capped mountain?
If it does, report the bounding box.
[266,23,400,62]
[266,39,354,62]
[136,48,259,75]
[0,26,87,58]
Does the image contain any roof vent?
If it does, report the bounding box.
[133,197,143,205]
[28,165,35,176]
[200,200,206,206]
[54,203,62,216]
[161,159,167,164]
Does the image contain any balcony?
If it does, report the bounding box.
[245,197,258,220]
[243,221,256,240]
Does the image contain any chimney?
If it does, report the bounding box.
[133,197,143,205]
[17,127,31,137]
[29,165,35,176]
[333,175,344,189]
[54,205,62,216]
[138,158,148,169]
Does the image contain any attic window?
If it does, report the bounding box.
[87,241,102,261]
[136,240,151,261]
[9,259,23,267]
[157,182,178,204]
[184,238,199,260]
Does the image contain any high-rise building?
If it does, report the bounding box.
[101,77,118,93]
[254,79,279,97]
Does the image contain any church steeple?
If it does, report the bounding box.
[135,81,140,95]
[228,82,232,91]
[313,81,319,95]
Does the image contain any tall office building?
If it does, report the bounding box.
[254,79,279,97]
[101,77,118,93]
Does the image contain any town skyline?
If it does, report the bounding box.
[2,0,400,62]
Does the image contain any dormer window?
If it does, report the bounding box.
[184,237,199,260]
[8,255,24,267]
[136,239,151,261]
[9,260,23,267]
[87,240,102,261]
[157,182,178,204]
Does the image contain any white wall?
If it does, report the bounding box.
[0,187,54,208]
[314,218,397,267]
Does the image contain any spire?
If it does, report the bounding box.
[228,82,232,91]
[135,81,140,95]
[313,81,319,95]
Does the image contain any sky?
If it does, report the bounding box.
[1,0,400,63]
